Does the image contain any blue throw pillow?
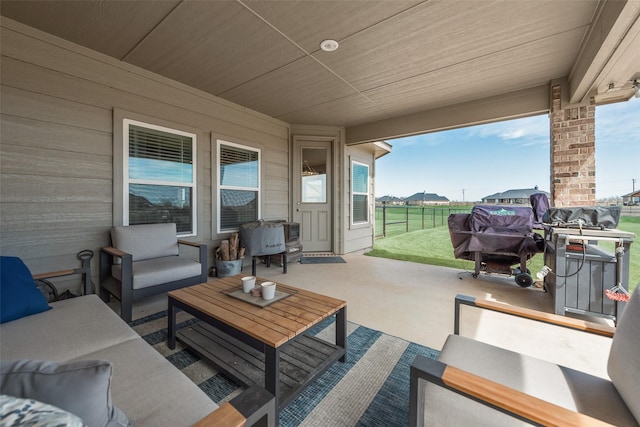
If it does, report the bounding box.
[0,256,51,323]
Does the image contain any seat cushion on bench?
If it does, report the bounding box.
[112,223,179,262]
[111,256,202,290]
[73,338,218,426]
[0,295,139,362]
[421,334,638,427]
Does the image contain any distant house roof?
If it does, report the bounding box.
[483,187,549,201]
[377,195,403,203]
[622,191,640,197]
[405,192,449,202]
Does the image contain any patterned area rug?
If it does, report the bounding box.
[129,311,439,426]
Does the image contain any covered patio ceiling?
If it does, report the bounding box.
[2,0,639,143]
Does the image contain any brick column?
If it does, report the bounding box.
[549,84,596,207]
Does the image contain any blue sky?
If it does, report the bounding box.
[375,97,640,202]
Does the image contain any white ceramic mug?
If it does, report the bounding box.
[261,281,276,300]
[241,276,256,293]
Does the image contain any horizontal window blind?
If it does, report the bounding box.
[129,125,192,164]
[220,145,259,188]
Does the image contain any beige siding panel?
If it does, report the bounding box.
[344,234,374,253]
[1,202,112,232]
[1,24,289,140]
[1,115,112,156]
[2,56,287,143]
[1,86,112,132]
[1,174,111,203]
[1,229,108,266]
[1,144,111,179]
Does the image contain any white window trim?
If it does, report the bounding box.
[351,160,370,226]
[123,118,197,236]
[216,139,261,234]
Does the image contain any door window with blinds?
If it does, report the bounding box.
[217,140,260,233]
[123,119,196,235]
[351,161,370,225]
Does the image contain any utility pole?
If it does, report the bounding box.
[633,178,636,192]
[462,189,465,202]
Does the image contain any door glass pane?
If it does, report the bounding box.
[301,148,327,203]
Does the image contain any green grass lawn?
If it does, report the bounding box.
[367,216,639,292]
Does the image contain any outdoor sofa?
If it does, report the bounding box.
[410,292,639,426]
[0,256,275,426]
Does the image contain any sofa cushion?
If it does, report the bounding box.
[0,295,139,362]
[608,288,640,422]
[0,394,85,427]
[111,223,179,262]
[0,256,51,324]
[421,334,637,426]
[111,256,202,289]
[74,338,218,426]
[0,359,130,427]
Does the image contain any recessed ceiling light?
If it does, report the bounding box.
[320,39,339,52]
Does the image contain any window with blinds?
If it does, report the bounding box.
[217,141,260,232]
[124,119,196,235]
[351,161,369,225]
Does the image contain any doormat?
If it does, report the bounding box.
[300,256,346,264]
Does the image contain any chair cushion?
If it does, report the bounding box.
[0,359,131,427]
[111,256,202,290]
[0,256,50,324]
[608,288,640,422]
[421,334,638,426]
[111,223,179,262]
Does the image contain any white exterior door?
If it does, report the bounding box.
[292,138,332,252]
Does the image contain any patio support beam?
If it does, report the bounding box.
[345,85,549,145]
[569,0,640,105]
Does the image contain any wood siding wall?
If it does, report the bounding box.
[0,18,289,290]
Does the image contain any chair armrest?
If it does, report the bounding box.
[410,355,615,427]
[454,294,615,338]
[178,239,206,248]
[32,253,94,295]
[192,385,275,427]
[33,269,77,280]
[101,246,129,258]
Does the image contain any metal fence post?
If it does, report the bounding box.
[382,203,387,237]
[405,206,409,232]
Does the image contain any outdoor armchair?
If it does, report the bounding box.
[100,223,207,322]
[410,292,639,426]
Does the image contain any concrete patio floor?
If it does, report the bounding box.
[122,252,615,380]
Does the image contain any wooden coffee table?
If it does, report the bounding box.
[167,275,347,414]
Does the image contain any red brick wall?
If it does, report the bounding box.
[549,84,596,207]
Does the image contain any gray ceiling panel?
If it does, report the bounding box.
[0,0,180,59]
[2,0,638,136]
[123,1,306,95]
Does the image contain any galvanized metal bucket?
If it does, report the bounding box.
[215,259,243,277]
